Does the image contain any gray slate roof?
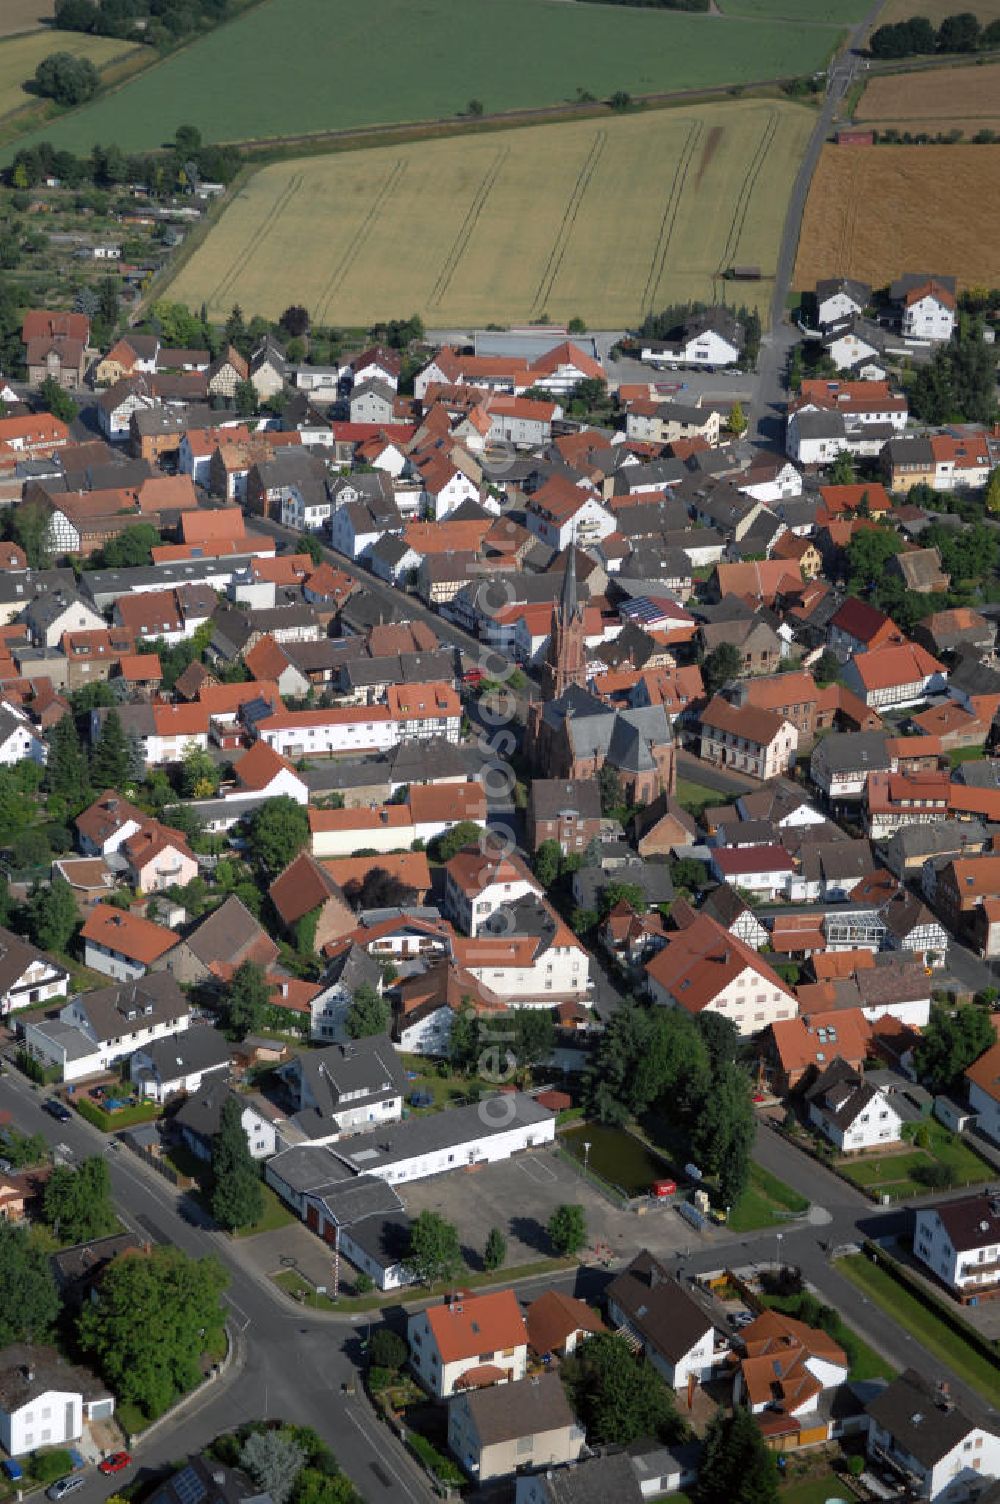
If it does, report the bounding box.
[606,1250,713,1361]
[72,972,188,1043]
[867,1367,990,1466]
[457,1370,578,1444]
[135,1024,232,1081]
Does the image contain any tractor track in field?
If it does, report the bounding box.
[428,147,509,309]
[639,117,703,318]
[313,158,407,323]
[714,107,777,279]
[531,128,607,316]
[210,170,304,307]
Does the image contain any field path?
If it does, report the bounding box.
[531,129,607,316]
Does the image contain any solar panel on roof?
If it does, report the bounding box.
[172,1467,206,1504]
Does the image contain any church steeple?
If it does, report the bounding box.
[558,540,579,624]
[540,542,587,701]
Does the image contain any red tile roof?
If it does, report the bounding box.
[81,904,178,966]
[425,1290,526,1363]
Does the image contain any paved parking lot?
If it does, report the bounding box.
[398,1146,704,1271]
[233,1148,723,1296]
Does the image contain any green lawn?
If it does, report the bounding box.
[397,1053,477,1113]
[232,1183,298,1238]
[948,744,987,767]
[6,0,846,158]
[838,1123,993,1201]
[777,1475,855,1504]
[676,778,728,819]
[838,1253,1000,1405]
[728,1162,809,1232]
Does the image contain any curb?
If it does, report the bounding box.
[121,1320,243,1448]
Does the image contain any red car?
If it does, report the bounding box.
[98,1454,131,1476]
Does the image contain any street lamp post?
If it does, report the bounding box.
[582,1141,591,1177]
[776,1232,783,1271]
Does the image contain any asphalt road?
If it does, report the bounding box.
[0,1068,437,1504]
[749,0,884,449]
[9,1052,1000,1504]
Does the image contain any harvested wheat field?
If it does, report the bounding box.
[0,1,55,38]
[0,31,132,118]
[168,100,813,327]
[856,61,1000,134]
[794,144,1000,293]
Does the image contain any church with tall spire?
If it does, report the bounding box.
[539,545,587,702]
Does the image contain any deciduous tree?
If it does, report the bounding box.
[702,641,742,696]
[77,1247,228,1420]
[224,960,270,1041]
[246,795,309,878]
[0,1223,61,1345]
[43,1157,117,1243]
[38,374,79,424]
[562,1331,682,1446]
[548,1203,587,1256]
[408,1210,462,1286]
[345,982,389,1039]
[914,1005,994,1094]
[29,874,78,953]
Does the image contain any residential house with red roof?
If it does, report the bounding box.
[730,1309,848,1448]
[709,844,796,900]
[81,904,178,981]
[842,641,947,710]
[443,847,541,936]
[699,696,798,781]
[525,1292,604,1359]
[407,1290,528,1397]
[121,821,198,894]
[897,277,956,341]
[524,476,616,553]
[645,911,798,1035]
[227,740,308,805]
[765,1008,873,1094]
[269,852,356,952]
[965,1041,1000,1149]
[827,597,904,659]
[22,310,89,389]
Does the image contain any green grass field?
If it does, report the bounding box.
[728,1161,809,1231]
[168,100,813,326]
[722,0,866,18]
[838,1253,1000,1405]
[838,1123,992,1201]
[6,0,844,158]
[676,776,729,818]
[0,29,133,120]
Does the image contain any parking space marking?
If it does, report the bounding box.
[516,1157,557,1184]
